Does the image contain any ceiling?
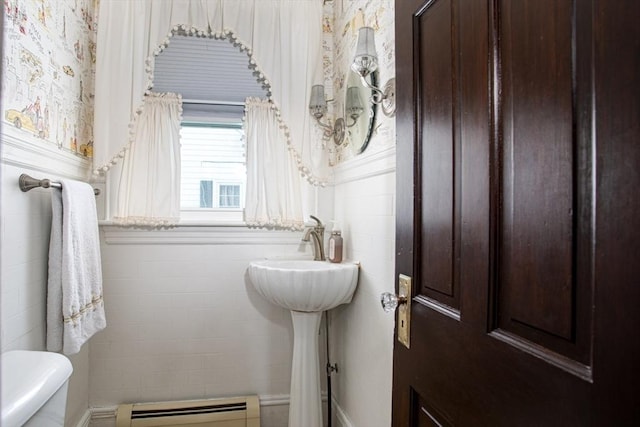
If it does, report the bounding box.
[152,35,267,121]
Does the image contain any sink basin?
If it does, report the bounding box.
[247,259,359,427]
[247,259,359,312]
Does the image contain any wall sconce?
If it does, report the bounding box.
[351,26,396,117]
[309,84,346,145]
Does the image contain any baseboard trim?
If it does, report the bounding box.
[333,397,355,427]
[259,394,290,406]
[74,409,92,427]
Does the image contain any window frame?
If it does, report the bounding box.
[179,121,246,224]
[217,182,243,209]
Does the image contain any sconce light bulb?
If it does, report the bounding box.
[310,105,327,120]
[351,54,379,77]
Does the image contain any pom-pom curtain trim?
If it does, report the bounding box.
[94,26,328,188]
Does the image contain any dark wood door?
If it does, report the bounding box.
[393,0,640,425]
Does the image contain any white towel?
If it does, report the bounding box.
[47,179,106,355]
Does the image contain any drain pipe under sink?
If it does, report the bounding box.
[325,311,338,427]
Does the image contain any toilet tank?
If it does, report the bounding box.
[1,350,73,427]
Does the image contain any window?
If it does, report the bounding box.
[219,184,241,208]
[152,34,267,223]
[200,180,213,208]
[180,123,246,222]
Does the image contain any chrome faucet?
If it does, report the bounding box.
[302,215,326,261]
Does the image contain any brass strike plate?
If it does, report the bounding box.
[398,274,411,349]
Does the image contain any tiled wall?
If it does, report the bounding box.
[329,158,396,427]
[92,240,294,403]
[1,164,51,351]
[90,232,328,426]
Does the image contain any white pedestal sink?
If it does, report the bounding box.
[247,259,359,427]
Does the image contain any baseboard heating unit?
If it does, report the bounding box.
[116,395,260,427]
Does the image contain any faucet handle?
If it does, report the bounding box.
[309,215,323,227]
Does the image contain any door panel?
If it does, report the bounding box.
[413,390,451,427]
[418,0,459,308]
[393,0,640,425]
[495,0,592,366]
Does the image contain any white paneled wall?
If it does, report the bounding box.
[91,232,327,426]
[329,150,396,427]
[1,164,51,352]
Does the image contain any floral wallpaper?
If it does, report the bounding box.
[2,0,97,158]
[2,0,390,165]
[324,0,395,165]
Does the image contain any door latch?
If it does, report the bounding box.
[380,274,412,348]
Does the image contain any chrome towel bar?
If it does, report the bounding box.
[19,174,100,196]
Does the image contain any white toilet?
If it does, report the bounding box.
[1,350,73,426]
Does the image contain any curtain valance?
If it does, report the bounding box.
[94,0,328,220]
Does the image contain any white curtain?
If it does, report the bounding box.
[94,0,328,222]
[113,93,182,227]
[244,98,303,229]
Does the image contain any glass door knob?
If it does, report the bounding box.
[380,292,407,313]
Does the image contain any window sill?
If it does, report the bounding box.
[98,219,247,227]
[179,209,244,223]
[99,221,302,245]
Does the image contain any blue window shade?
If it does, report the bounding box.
[200,180,213,208]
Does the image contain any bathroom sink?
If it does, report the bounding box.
[247,259,359,427]
[247,259,359,312]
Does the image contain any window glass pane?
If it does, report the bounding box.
[180,124,245,211]
[219,184,241,208]
[199,180,213,208]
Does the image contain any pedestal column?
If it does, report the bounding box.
[288,310,323,427]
